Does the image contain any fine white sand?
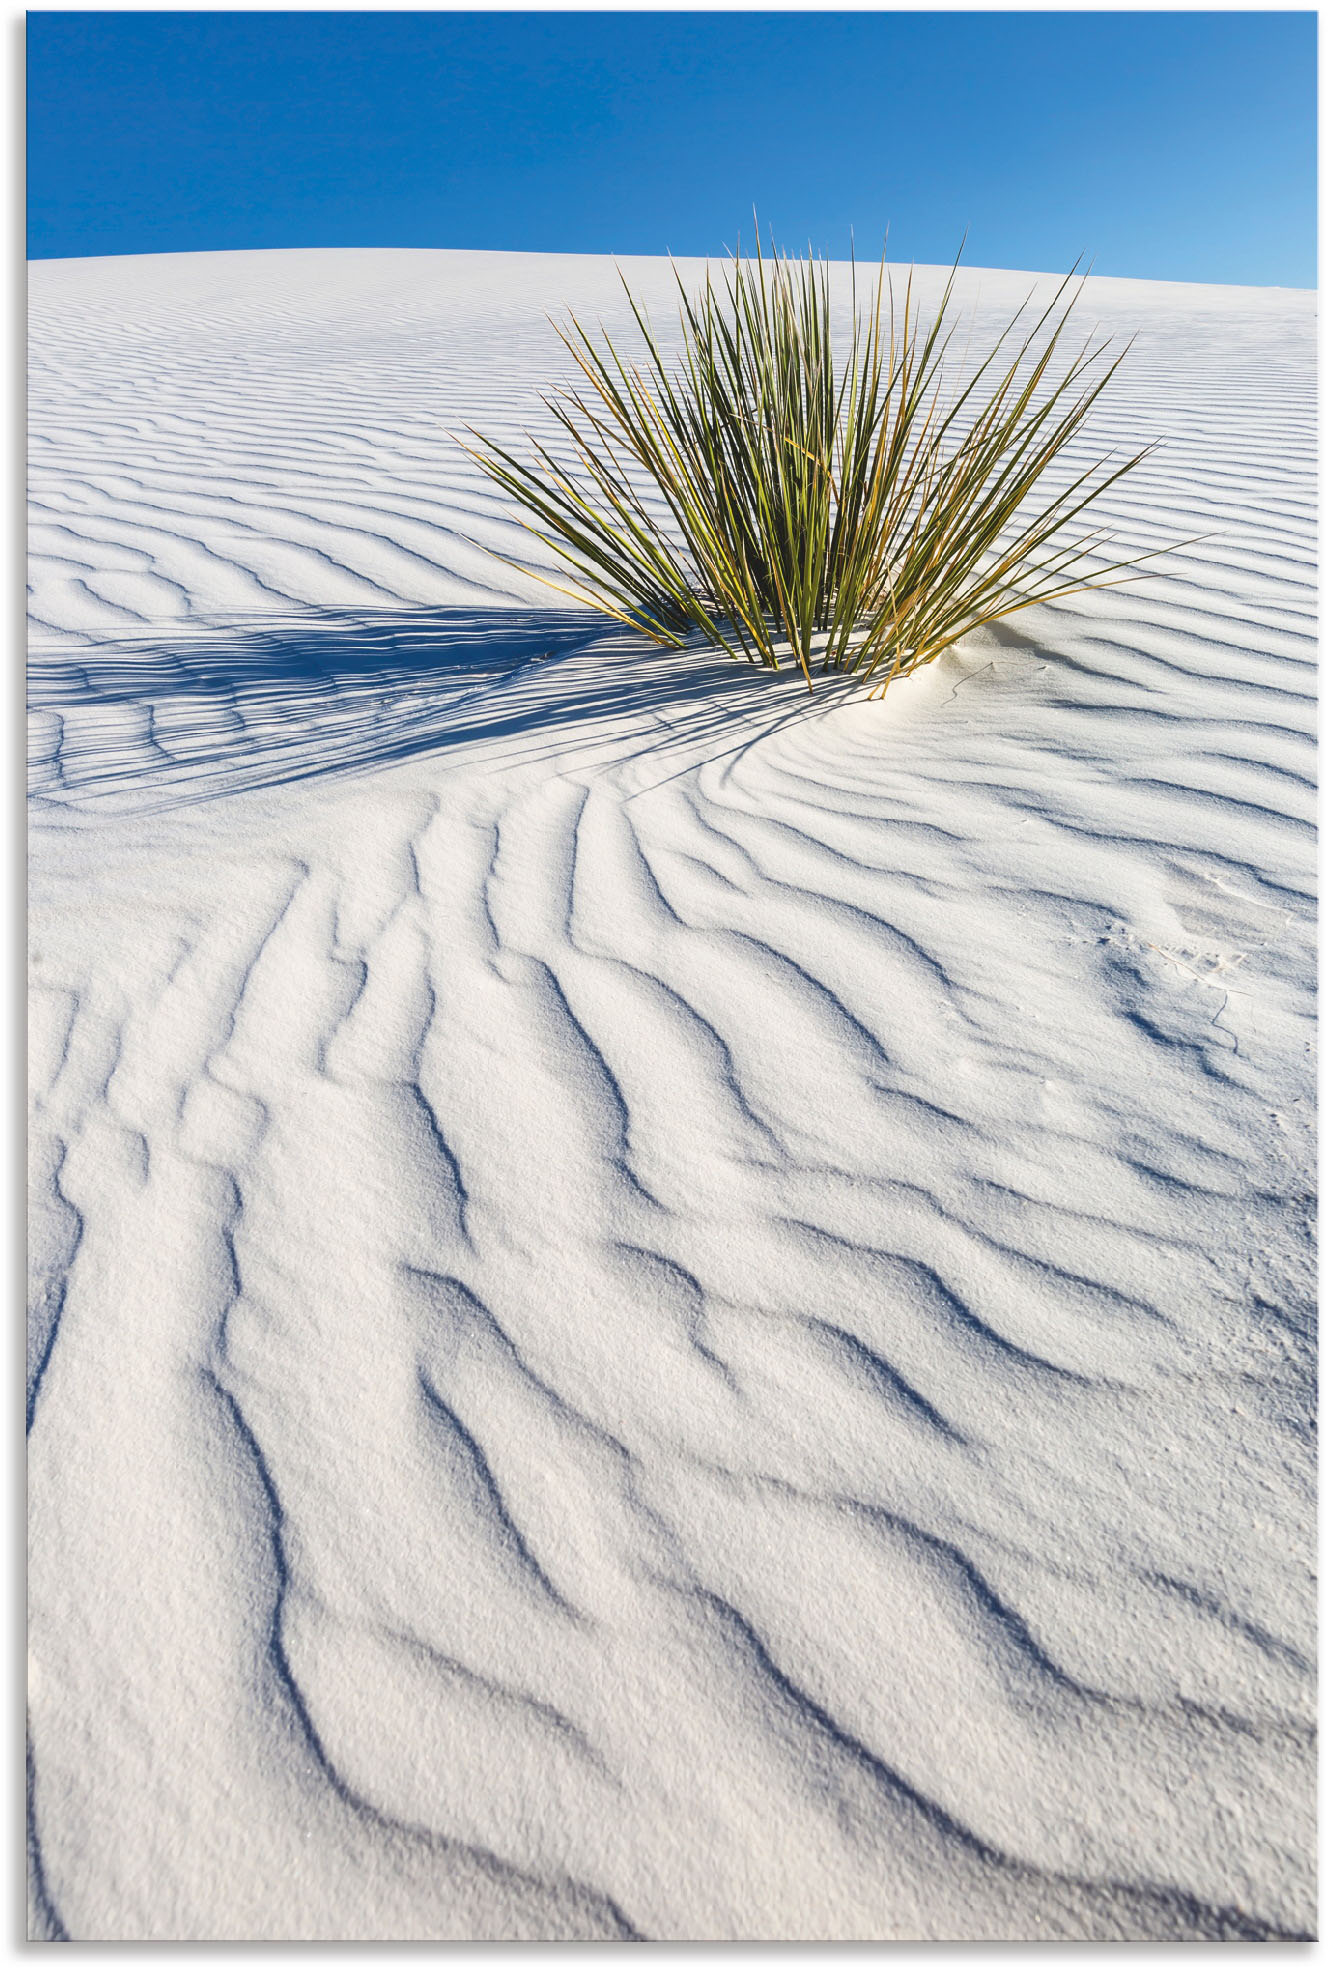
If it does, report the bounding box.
[28,248,1315,1942]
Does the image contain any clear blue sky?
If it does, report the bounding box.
[27,10,1317,285]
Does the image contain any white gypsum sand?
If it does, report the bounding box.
[27,248,1315,1942]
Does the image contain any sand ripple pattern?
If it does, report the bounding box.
[28,250,1315,1941]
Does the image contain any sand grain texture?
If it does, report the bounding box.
[28,249,1315,1942]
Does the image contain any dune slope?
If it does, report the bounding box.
[28,249,1316,1942]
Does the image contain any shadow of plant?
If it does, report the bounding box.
[28,603,856,812]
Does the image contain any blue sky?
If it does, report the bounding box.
[27,10,1317,285]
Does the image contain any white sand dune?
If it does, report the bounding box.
[28,249,1315,1942]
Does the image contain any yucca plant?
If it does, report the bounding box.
[463,234,1163,696]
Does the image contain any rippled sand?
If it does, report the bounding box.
[28,249,1315,1941]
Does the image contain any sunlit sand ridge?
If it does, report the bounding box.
[28,248,1315,1941]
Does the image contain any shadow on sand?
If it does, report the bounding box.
[28,604,853,811]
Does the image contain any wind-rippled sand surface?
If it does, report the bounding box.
[28,249,1315,1941]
